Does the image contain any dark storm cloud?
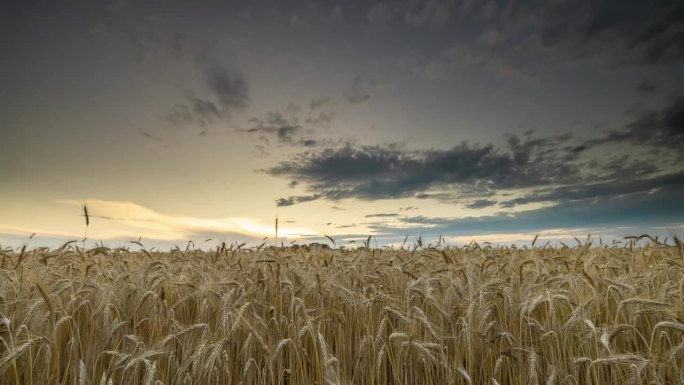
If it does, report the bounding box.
[501,171,684,208]
[578,94,684,150]
[627,95,684,147]
[265,117,682,210]
[265,135,578,202]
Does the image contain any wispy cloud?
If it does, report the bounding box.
[239,100,340,151]
[42,199,319,241]
[445,227,610,245]
[240,110,315,147]
[168,62,249,127]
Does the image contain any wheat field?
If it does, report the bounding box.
[1,238,683,385]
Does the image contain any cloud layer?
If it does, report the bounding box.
[265,95,684,221]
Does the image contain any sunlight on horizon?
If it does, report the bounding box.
[1,198,681,250]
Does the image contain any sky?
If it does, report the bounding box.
[1,0,683,249]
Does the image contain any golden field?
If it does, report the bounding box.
[1,239,683,385]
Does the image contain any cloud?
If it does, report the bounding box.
[305,112,335,127]
[264,113,682,214]
[578,94,684,150]
[208,64,249,111]
[345,75,376,104]
[374,184,684,238]
[365,213,399,218]
[501,171,684,208]
[168,62,248,126]
[0,224,83,241]
[465,199,497,209]
[335,223,356,229]
[240,110,318,147]
[478,27,504,45]
[100,0,185,61]
[98,1,250,129]
[635,82,658,93]
[275,194,321,207]
[439,41,542,86]
[508,1,684,68]
[405,0,455,27]
[138,130,164,142]
[367,2,402,26]
[310,97,332,109]
[240,99,339,150]
[368,0,455,27]
[265,135,578,202]
[415,1,684,85]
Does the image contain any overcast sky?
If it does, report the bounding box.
[1,0,683,248]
